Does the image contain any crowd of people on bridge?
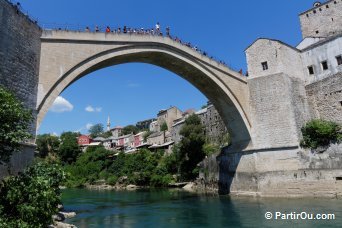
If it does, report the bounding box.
[55,22,248,75]
[81,23,233,69]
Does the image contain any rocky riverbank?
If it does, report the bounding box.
[49,205,77,228]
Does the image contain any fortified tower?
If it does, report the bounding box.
[299,0,342,38]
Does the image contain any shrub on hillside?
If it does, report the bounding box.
[300,119,341,149]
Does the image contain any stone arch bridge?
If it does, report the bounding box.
[38,30,252,149]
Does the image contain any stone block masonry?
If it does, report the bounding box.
[247,73,311,149]
[0,0,42,177]
[0,0,42,136]
[305,72,342,124]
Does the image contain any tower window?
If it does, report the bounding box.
[307,66,314,75]
[321,61,328,70]
[336,55,342,65]
[261,61,268,71]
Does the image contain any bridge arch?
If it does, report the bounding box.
[38,30,251,148]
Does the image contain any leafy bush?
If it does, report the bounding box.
[0,162,66,227]
[63,146,112,187]
[0,86,32,164]
[203,143,220,156]
[107,176,118,186]
[300,119,341,149]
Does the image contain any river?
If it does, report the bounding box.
[62,188,342,227]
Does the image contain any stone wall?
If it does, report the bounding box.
[198,143,342,198]
[305,72,342,124]
[0,0,41,177]
[299,0,342,39]
[0,0,42,135]
[247,73,311,149]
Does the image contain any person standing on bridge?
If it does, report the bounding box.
[155,22,160,34]
[106,26,111,33]
[85,26,90,32]
[166,26,170,37]
[95,26,100,32]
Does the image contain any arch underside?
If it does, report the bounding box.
[38,44,251,148]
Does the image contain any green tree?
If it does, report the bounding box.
[160,121,168,131]
[60,131,79,142]
[300,119,341,149]
[36,134,60,158]
[0,86,32,165]
[58,131,81,164]
[176,114,205,181]
[0,162,66,227]
[89,123,104,138]
[121,125,139,135]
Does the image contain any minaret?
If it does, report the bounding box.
[107,116,111,131]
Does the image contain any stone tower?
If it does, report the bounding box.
[299,0,342,38]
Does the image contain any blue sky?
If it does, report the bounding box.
[20,0,316,135]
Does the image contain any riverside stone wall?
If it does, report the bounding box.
[0,0,41,177]
[198,144,342,198]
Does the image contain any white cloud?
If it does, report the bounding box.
[86,123,93,130]
[75,123,93,133]
[85,105,102,112]
[85,105,94,112]
[50,96,73,113]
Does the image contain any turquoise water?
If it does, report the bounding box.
[62,188,342,228]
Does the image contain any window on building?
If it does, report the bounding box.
[316,30,319,34]
[321,61,329,70]
[326,5,329,8]
[313,10,316,13]
[336,55,342,65]
[306,14,309,17]
[319,8,322,11]
[307,66,315,75]
[261,61,268,71]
